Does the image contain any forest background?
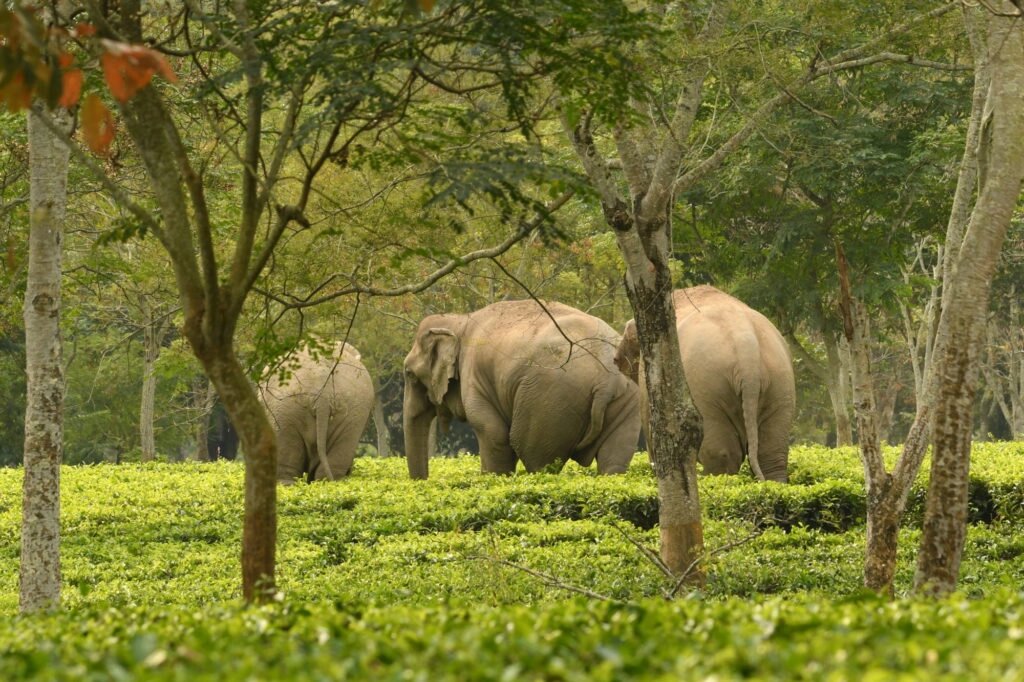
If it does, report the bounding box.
[1,0,1020,472]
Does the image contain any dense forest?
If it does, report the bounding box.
[0,1,1022,678]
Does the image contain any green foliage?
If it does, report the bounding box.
[2,592,1024,681]
[1,444,1024,677]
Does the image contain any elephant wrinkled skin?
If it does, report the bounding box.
[403,299,641,479]
[260,341,374,483]
[615,285,795,482]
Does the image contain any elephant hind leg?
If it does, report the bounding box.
[697,425,744,476]
[593,392,641,475]
[309,421,362,481]
[509,400,583,473]
[276,426,310,484]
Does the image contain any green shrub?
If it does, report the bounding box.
[2,592,1024,680]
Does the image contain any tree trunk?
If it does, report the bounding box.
[836,245,898,594]
[20,104,71,613]
[824,333,854,446]
[139,294,159,462]
[193,375,214,462]
[915,2,1024,596]
[371,376,391,457]
[629,277,704,582]
[202,351,277,601]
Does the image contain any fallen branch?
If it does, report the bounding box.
[666,526,766,599]
[466,555,620,603]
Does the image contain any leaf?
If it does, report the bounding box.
[81,93,115,155]
[0,72,32,112]
[58,69,83,108]
[418,0,436,11]
[73,23,96,37]
[100,41,178,103]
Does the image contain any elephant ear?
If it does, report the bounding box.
[426,327,460,405]
[614,319,640,383]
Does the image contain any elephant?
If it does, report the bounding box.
[259,340,374,483]
[403,299,641,478]
[614,285,795,482]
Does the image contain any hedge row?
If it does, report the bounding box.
[2,450,1023,613]
[2,590,1023,680]
[2,445,1021,548]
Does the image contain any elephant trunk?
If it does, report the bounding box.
[404,379,433,480]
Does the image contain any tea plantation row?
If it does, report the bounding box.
[0,444,1021,679]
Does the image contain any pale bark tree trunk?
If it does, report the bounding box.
[825,333,854,446]
[138,293,163,462]
[836,246,900,593]
[981,294,1024,439]
[20,104,71,613]
[193,375,214,462]
[899,238,943,407]
[876,368,900,445]
[915,2,1024,596]
[371,376,391,457]
[788,331,853,446]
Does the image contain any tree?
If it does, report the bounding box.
[0,1,647,601]
[561,0,964,584]
[914,0,1024,595]
[19,36,72,615]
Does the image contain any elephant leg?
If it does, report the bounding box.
[756,408,793,483]
[276,425,309,483]
[310,421,361,481]
[697,422,744,475]
[468,403,516,474]
[594,393,641,475]
[509,407,581,474]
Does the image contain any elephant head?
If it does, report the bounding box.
[403,321,462,479]
[614,319,640,384]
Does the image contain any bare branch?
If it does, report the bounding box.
[466,555,620,603]
[611,522,675,580]
[666,526,766,598]
[258,190,574,309]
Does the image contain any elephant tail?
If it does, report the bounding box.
[578,381,615,452]
[740,364,765,482]
[315,394,336,481]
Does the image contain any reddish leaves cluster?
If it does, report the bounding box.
[0,10,177,155]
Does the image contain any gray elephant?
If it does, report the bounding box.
[615,285,795,482]
[260,341,374,483]
[403,299,641,478]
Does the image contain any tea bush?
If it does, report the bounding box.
[0,443,1022,679]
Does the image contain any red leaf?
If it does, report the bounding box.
[418,0,436,11]
[73,23,96,37]
[100,41,178,102]
[0,72,32,112]
[58,68,83,108]
[81,93,115,155]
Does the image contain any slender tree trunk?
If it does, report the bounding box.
[194,375,214,462]
[20,104,71,613]
[915,2,1024,596]
[627,270,704,582]
[824,333,854,446]
[139,295,159,461]
[371,376,391,457]
[202,351,277,601]
[836,244,899,594]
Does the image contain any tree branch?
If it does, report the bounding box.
[256,190,575,309]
